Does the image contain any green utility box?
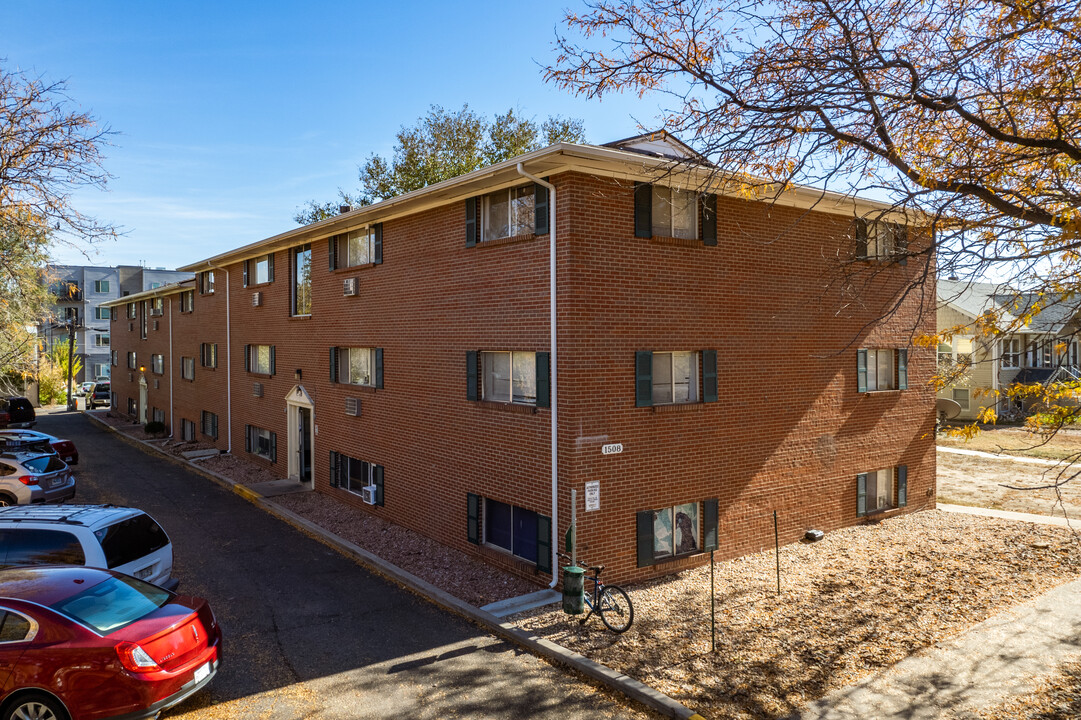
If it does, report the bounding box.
[562,566,585,615]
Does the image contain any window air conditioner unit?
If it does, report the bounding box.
[343,277,358,296]
[252,292,262,307]
[150,308,163,317]
[344,397,361,417]
[253,382,263,398]
[361,484,377,505]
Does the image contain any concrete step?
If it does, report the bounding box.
[482,589,562,618]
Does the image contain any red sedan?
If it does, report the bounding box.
[0,566,221,720]
[0,430,78,465]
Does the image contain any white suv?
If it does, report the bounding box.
[0,504,179,591]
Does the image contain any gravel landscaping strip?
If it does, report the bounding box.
[977,655,1081,720]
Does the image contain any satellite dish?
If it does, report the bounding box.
[937,397,963,420]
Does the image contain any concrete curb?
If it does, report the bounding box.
[82,412,703,720]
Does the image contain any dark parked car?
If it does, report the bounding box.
[0,565,221,720]
[87,382,110,410]
[0,397,35,429]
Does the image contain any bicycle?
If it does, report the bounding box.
[560,552,634,633]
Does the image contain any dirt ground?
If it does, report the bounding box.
[938,424,1081,461]
[937,451,1081,519]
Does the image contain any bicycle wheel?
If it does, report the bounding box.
[597,585,634,633]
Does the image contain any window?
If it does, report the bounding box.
[94,334,109,347]
[938,337,972,369]
[329,451,384,505]
[181,357,194,381]
[127,352,137,370]
[245,254,274,286]
[180,419,196,442]
[127,397,136,415]
[953,388,970,411]
[127,303,136,320]
[110,307,117,322]
[151,354,164,375]
[857,349,908,392]
[93,363,109,379]
[246,344,274,375]
[111,350,118,367]
[482,351,536,404]
[651,186,697,240]
[150,297,164,317]
[201,411,218,439]
[651,502,700,561]
[0,610,35,643]
[651,351,699,404]
[199,271,215,294]
[95,307,110,320]
[200,343,218,369]
[150,282,162,289]
[857,219,908,261]
[180,290,194,313]
[346,227,377,266]
[482,185,535,242]
[152,407,165,424]
[0,528,85,566]
[1001,338,1021,369]
[245,425,276,461]
[139,301,147,339]
[292,244,312,316]
[334,347,376,386]
[483,498,543,563]
[94,280,110,293]
[857,466,907,516]
[96,513,168,569]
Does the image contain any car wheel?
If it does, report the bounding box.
[2,693,68,720]
[0,495,14,507]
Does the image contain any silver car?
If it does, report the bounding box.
[0,451,76,506]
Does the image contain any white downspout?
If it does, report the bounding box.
[517,163,559,587]
[168,297,173,437]
[225,269,232,454]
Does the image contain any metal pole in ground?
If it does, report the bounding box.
[774,510,781,595]
[710,549,715,653]
[66,315,76,410]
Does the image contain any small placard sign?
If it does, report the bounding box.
[585,480,600,511]
[601,443,623,455]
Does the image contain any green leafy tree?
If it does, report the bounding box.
[37,338,82,406]
[295,105,586,224]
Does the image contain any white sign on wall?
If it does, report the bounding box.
[585,480,600,511]
[601,443,623,455]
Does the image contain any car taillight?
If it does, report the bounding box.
[16,475,37,486]
[117,642,162,673]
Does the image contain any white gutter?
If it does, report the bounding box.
[225,269,232,454]
[517,163,559,587]
[168,297,173,438]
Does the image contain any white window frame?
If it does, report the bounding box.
[337,347,375,387]
[127,303,136,320]
[111,350,118,367]
[249,426,274,460]
[291,244,312,317]
[953,388,970,411]
[94,280,110,293]
[481,185,535,242]
[181,357,195,381]
[95,307,110,320]
[94,334,109,347]
[651,185,697,240]
[180,290,194,313]
[201,343,218,369]
[151,354,164,375]
[651,501,701,561]
[1000,338,1021,369]
[127,352,137,370]
[201,411,218,439]
[250,345,272,375]
[253,255,272,285]
[181,419,196,442]
[345,227,377,267]
[651,351,699,405]
[866,349,897,391]
[865,467,896,514]
[481,351,537,405]
[93,363,109,379]
[199,271,215,294]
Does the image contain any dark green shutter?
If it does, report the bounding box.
[636,510,656,567]
[536,514,552,573]
[329,451,339,487]
[244,425,252,453]
[857,349,868,392]
[328,235,338,271]
[702,350,718,403]
[467,351,478,401]
[897,349,909,390]
[536,352,550,408]
[242,260,249,287]
[635,351,653,407]
[857,473,868,516]
[329,347,338,383]
[375,348,384,389]
[465,198,478,247]
[267,254,275,282]
[634,183,652,238]
[467,493,480,544]
[855,219,869,258]
[269,432,277,463]
[373,223,383,264]
[534,183,549,235]
[703,499,719,551]
[897,226,908,266]
[701,194,717,246]
[374,464,384,506]
[897,465,907,507]
[269,346,276,376]
[244,345,251,372]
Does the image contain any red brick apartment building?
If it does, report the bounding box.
[103,134,936,585]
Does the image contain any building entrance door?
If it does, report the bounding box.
[297,406,312,483]
[285,384,315,486]
[138,375,148,425]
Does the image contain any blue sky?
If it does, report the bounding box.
[3,1,658,269]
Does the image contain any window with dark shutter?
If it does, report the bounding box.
[269,346,276,376]
[857,473,868,516]
[467,493,480,544]
[703,499,719,551]
[897,465,908,507]
[636,511,656,567]
[855,219,869,259]
[244,345,251,373]
[702,350,718,403]
[373,223,383,264]
[857,349,868,393]
[897,349,909,390]
[534,183,549,236]
[269,431,276,463]
[635,351,653,407]
[466,351,478,401]
[244,425,252,453]
[329,451,339,487]
[375,348,384,389]
[634,183,652,238]
[536,514,552,574]
[465,198,478,247]
[243,260,249,287]
[536,352,550,408]
[701,194,717,246]
[329,347,338,383]
[374,464,384,506]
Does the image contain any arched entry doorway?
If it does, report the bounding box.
[286,385,314,485]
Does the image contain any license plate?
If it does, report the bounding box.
[134,565,155,579]
[48,475,65,488]
[193,662,210,684]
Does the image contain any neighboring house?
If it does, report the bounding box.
[44,265,192,383]
[103,133,936,585]
[937,278,1080,420]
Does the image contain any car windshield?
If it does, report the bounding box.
[51,575,170,634]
